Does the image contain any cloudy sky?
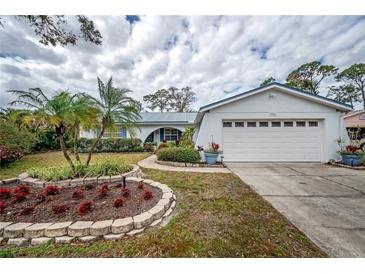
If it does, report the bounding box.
[0,15,364,110]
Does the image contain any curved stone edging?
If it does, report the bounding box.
[156,160,226,168]
[0,177,176,247]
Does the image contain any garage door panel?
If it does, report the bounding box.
[222,120,322,162]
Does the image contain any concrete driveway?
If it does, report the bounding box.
[226,162,365,257]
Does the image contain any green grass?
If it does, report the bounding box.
[0,153,326,257]
[0,151,150,180]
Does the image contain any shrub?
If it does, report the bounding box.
[79,200,94,215]
[121,188,130,198]
[12,192,27,203]
[98,184,109,198]
[72,189,84,200]
[0,144,24,167]
[0,201,7,213]
[45,185,60,195]
[86,160,132,177]
[138,182,144,189]
[52,204,70,214]
[157,147,201,163]
[33,129,72,152]
[0,187,12,199]
[179,127,195,149]
[157,142,169,151]
[20,205,35,215]
[78,138,143,153]
[144,142,157,152]
[15,184,30,194]
[113,198,124,208]
[28,166,74,181]
[143,190,153,200]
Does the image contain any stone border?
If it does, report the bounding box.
[155,160,226,168]
[328,160,365,170]
[0,177,176,247]
[1,165,143,188]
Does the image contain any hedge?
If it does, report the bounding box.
[78,137,143,153]
[156,147,201,163]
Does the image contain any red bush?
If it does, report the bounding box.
[98,184,109,198]
[20,205,35,215]
[79,200,94,215]
[0,201,7,213]
[15,184,30,194]
[45,185,60,195]
[72,189,84,200]
[138,182,144,189]
[12,191,27,203]
[143,190,153,200]
[85,184,94,190]
[113,198,124,208]
[52,204,70,214]
[36,191,47,204]
[0,187,12,199]
[121,188,130,198]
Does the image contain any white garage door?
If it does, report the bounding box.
[222,120,322,162]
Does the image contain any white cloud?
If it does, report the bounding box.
[0,15,364,109]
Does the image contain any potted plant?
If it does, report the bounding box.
[337,138,364,167]
[204,142,221,165]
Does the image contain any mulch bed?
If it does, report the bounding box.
[0,181,162,223]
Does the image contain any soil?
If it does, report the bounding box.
[0,180,162,223]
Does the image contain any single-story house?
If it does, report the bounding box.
[81,82,353,163]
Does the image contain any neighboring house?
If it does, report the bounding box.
[81,82,353,163]
[343,110,365,150]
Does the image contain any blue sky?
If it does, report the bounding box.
[0,15,364,109]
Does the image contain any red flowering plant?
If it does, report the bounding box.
[204,141,221,154]
[98,184,109,198]
[36,191,47,204]
[113,198,124,208]
[15,184,30,195]
[72,189,84,200]
[121,187,130,198]
[20,205,35,215]
[0,187,12,199]
[138,182,144,189]
[0,201,7,213]
[12,191,27,203]
[337,137,363,156]
[143,190,153,200]
[45,185,60,195]
[52,204,70,214]
[79,200,94,215]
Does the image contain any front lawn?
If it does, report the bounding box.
[0,151,150,180]
[0,152,326,257]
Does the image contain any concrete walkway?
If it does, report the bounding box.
[227,162,365,257]
[138,155,231,173]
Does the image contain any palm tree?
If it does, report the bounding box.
[7,88,79,170]
[83,76,141,166]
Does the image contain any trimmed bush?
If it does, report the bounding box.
[0,145,24,167]
[78,137,143,153]
[33,129,72,152]
[144,142,157,152]
[157,147,201,163]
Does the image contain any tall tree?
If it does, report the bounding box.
[168,86,197,112]
[0,15,102,47]
[327,85,361,108]
[7,89,79,170]
[336,63,365,109]
[143,89,171,112]
[260,77,276,87]
[286,61,338,94]
[83,77,141,166]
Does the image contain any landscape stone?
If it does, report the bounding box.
[149,218,162,227]
[79,235,97,243]
[90,220,113,236]
[0,222,12,236]
[170,201,176,210]
[3,222,32,238]
[18,172,28,179]
[162,192,173,200]
[31,237,52,246]
[98,176,110,183]
[68,221,93,237]
[7,238,28,246]
[126,228,145,236]
[148,205,165,220]
[133,212,153,229]
[104,233,125,241]
[127,177,141,183]
[110,175,122,182]
[45,221,72,237]
[24,223,53,238]
[55,236,74,244]
[163,208,173,218]
[156,198,171,211]
[111,217,133,233]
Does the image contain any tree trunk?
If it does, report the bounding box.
[73,123,81,162]
[85,120,106,166]
[56,125,75,171]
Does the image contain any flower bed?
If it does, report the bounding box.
[155,159,226,168]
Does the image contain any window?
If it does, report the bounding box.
[235,121,244,127]
[296,121,306,127]
[164,128,179,141]
[223,121,232,127]
[259,121,269,127]
[309,121,318,127]
[284,121,293,127]
[247,121,256,127]
[272,121,281,127]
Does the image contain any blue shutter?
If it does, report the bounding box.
[160,128,164,142]
[119,128,127,139]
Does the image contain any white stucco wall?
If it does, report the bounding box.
[195,88,348,162]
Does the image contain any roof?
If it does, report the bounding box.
[136,112,198,125]
[199,82,353,112]
[344,109,365,118]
